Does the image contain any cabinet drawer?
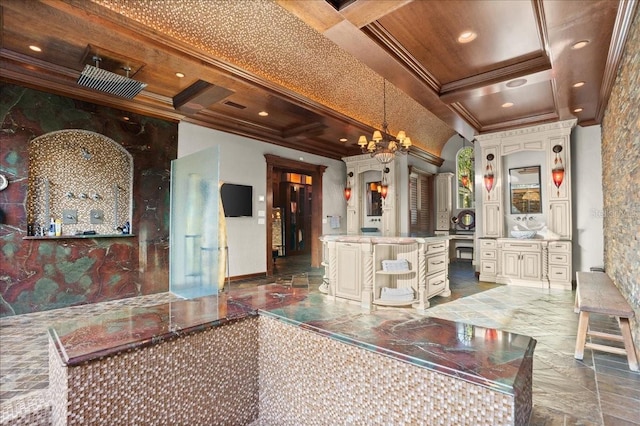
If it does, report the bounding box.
[426,241,447,255]
[427,271,447,296]
[480,239,496,248]
[481,249,496,260]
[502,241,540,252]
[427,253,447,272]
[549,253,569,265]
[481,260,496,274]
[548,241,571,253]
[549,265,569,281]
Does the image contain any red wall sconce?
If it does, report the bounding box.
[551,145,565,196]
[344,171,353,201]
[380,167,390,199]
[460,174,469,188]
[483,154,495,199]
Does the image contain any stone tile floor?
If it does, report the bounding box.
[1,258,639,425]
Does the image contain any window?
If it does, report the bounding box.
[456,146,475,209]
[409,167,433,234]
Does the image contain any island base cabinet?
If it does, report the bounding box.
[335,242,362,301]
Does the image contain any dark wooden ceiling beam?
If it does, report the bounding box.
[337,0,414,28]
[281,122,328,139]
[172,80,235,115]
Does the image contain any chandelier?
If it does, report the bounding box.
[358,80,411,164]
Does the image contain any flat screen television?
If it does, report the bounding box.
[220,183,253,217]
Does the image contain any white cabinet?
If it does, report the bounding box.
[335,242,361,301]
[547,241,572,290]
[496,239,545,287]
[435,173,453,231]
[424,240,449,298]
[482,203,501,238]
[549,201,570,239]
[479,238,497,281]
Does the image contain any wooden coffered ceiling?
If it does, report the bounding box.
[1,0,637,162]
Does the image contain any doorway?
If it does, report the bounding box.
[265,154,326,276]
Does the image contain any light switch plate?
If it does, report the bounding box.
[90,209,104,224]
[62,209,77,224]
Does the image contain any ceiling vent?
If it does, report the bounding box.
[77,56,147,99]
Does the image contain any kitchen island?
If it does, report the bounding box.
[48,284,535,425]
[320,234,452,310]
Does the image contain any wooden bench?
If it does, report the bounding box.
[574,272,638,371]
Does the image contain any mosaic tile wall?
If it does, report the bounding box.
[49,317,259,425]
[258,316,529,426]
[601,9,640,356]
[0,84,177,316]
[28,130,132,236]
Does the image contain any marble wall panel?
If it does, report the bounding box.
[0,84,177,316]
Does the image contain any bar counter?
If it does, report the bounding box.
[49,284,536,425]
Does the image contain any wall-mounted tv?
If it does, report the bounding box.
[220,183,253,217]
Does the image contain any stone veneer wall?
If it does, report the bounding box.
[257,316,531,426]
[49,318,259,425]
[0,84,177,316]
[601,9,640,355]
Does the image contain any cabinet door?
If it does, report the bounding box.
[435,174,452,213]
[335,243,361,301]
[549,201,570,239]
[521,252,541,280]
[501,251,520,278]
[483,203,501,237]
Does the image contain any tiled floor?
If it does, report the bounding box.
[1,256,639,425]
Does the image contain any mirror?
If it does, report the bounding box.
[456,210,475,230]
[509,166,541,214]
[366,181,382,216]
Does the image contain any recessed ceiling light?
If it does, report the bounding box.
[506,78,527,88]
[258,111,269,116]
[571,40,589,50]
[29,45,42,52]
[573,107,583,113]
[572,81,585,88]
[175,72,185,78]
[339,138,347,142]
[457,31,477,44]
[502,102,514,108]
[123,116,130,121]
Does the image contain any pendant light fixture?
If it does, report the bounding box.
[551,145,565,196]
[358,80,411,164]
[344,172,353,201]
[380,167,390,199]
[484,154,495,199]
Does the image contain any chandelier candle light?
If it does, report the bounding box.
[358,80,411,164]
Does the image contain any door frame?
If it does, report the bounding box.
[265,154,326,276]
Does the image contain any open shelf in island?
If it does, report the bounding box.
[372,298,418,306]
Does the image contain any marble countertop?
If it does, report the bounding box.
[49,284,535,395]
[320,234,450,244]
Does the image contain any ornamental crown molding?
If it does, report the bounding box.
[475,119,577,142]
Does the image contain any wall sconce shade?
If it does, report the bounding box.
[380,167,389,199]
[460,174,469,188]
[552,145,565,196]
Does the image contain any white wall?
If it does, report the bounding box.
[571,125,604,272]
[178,122,346,277]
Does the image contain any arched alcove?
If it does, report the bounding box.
[27,129,133,236]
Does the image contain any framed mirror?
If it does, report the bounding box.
[509,166,541,214]
[366,181,382,216]
[456,210,475,230]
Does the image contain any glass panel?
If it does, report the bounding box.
[509,166,542,214]
[170,146,221,298]
[456,147,475,209]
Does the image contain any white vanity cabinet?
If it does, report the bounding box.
[320,235,450,311]
[498,240,543,286]
[475,120,576,289]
